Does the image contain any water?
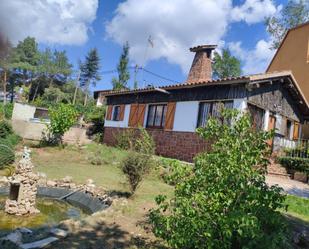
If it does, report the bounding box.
[0,196,86,231]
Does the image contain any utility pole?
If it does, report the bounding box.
[133,64,139,89]
[73,70,80,105]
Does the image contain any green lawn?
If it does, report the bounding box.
[284,194,309,222]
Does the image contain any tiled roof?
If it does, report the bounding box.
[102,71,293,96]
[189,45,217,52]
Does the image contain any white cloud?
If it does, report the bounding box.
[228,39,275,74]
[0,0,98,45]
[231,0,281,24]
[106,0,280,74]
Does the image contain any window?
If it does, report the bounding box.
[285,119,292,139]
[247,104,265,130]
[112,105,121,121]
[146,104,167,128]
[197,101,233,127]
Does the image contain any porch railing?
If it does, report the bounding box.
[274,137,309,158]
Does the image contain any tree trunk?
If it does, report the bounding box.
[73,71,80,105]
[83,92,88,106]
[3,71,7,105]
[32,82,40,102]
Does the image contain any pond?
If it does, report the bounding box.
[0,196,87,231]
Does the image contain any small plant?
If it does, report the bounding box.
[121,151,152,193]
[46,104,78,145]
[0,143,15,169]
[0,120,13,138]
[115,129,136,150]
[0,103,13,120]
[278,156,309,175]
[87,147,107,165]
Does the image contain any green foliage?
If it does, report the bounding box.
[121,151,152,193]
[47,104,78,144]
[116,127,155,154]
[278,156,309,175]
[0,120,13,138]
[213,48,241,79]
[150,109,290,249]
[159,158,193,185]
[80,48,101,106]
[112,42,130,90]
[0,103,13,119]
[266,0,309,49]
[120,128,155,194]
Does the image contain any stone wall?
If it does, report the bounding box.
[103,127,211,162]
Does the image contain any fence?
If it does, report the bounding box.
[275,137,309,158]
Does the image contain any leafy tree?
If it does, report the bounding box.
[80,48,101,106]
[150,109,290,249]
[46,104,77,144]
[266,0,309,49]
[213,49,241,79]
[0,35,12,105]
[112,42,130,90]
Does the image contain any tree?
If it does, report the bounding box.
[213,49,241,79]
[112,42,130,90]
[80,48,101,106]
[266,0,309,49]
[0,35,12,105]
[150,109,290,249]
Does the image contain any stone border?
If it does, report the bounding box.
[0,186,108,214]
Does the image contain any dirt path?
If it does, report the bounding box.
[266,175,309,198]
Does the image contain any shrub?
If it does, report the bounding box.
[0,103,13,120]
[278,156,309,175]
[134,128,155,155]
[0,120,13,138]
[115,129,136,150]
[150,109,290,249]
[0,140,15,169]
[121,152,152,193]
[46,104,78,144]
[160,158,193,185]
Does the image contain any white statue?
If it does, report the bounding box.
[22,146,31,160]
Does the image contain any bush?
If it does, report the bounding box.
[120,128,155,194]
[159,158,193,185]
[278,156,309,175]
[0,120,13,138]
[46,104,78,144]
[115,129,136,150]
[0,140,15,169]
[121,152,152,193]
[150,109,290,249]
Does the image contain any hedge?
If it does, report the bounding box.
[278,156,309,175]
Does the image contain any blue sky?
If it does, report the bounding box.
[0,0,288,91]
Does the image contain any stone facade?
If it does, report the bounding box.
[103,127,211,162]
[5,147,40,215]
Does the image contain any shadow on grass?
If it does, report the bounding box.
[47,220,167,249]
[284,214,309,248]
[108,190,132,198]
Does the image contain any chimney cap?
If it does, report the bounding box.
[189,45,217,52]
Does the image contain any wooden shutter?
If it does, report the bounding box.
[119,105,125,121]
[137,104,146,127]
[165,102,176,130]
[129,104,139,127]
[106,105,113,120]
[293,122,300,140]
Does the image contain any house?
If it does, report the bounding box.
[267,21,309,136]
[100,45,309,162]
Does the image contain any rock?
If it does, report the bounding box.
[86,178,94,185]
[18,228,33,234]
[5,230,23,245]
[63,176,73,183]
[20,237,59,249]
[0,176,8,184]
[50,228,68,238]
[46,180,57,187]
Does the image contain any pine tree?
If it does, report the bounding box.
[266,0,309,49]
[80,48,101,106]
[213,49,241,79]
[112,42,130,90]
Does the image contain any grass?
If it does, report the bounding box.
[284,194,309,222]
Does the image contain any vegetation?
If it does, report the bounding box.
[46,104,78,144]
[121,128,155,194]
[266,0,309,49]
[79,48,101,106]
[213,48,241,79]
[112,42,130,90]
[150,109,290,249]
[278,156,309,175]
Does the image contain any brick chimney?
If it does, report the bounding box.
[186,45,217,83]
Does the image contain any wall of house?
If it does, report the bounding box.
[267,24,309,103]
[103,127,211,162]
[173,101,199,132]
[12,103,36,121]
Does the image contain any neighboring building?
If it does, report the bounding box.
[94,90,111,106]
[102,45,309,162]
[267,22,309,136]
